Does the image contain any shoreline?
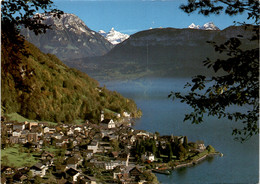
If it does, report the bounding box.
[153,152,222,175]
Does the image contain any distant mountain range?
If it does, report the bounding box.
[69,25,257,80]
[21,13,257,80]
[99,28,129,45]
[21,13,113,61]
[188,22,220,30]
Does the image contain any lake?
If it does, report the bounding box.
[101,77,259,184]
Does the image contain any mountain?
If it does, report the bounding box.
[188,22,220,30]
[99,28,130,45]
[69,25,257,80]
[21,13,114,61]
[1,35,141,123]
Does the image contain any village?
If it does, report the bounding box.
[1,111,216,184]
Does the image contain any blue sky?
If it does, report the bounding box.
[53,0,251,34]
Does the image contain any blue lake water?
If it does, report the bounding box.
[102,77,259,184]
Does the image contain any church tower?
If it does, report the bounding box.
[100,111,104,122]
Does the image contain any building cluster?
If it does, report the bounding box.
[1,113,206,184]
[1,114,157,184]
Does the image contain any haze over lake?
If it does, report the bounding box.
[102,77,259,184]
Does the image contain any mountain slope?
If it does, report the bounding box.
[1,36,141,123]
[70,25,257,80]
[21,13,114,61]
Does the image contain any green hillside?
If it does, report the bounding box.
[1,35,141,123]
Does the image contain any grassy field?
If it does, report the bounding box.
[6,112,57,126]
[1,144,39,168]
[7,113,34,122]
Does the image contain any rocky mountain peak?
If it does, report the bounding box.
[99,28,129,45]
[21,13,113,61]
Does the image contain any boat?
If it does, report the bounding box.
[152,169,171,175]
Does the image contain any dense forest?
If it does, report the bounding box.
[1,36,141,124]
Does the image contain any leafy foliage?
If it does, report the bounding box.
[169,0,259,142]
[180,0,259,24]
[2,0,63,36]
[1,38,140,123]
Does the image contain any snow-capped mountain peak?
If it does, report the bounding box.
[188,22,220,30]
[202,22,219,30]
[99,28,130,45]
[188,23,200,29]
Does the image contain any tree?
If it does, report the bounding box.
[1,0,63,88]
[169,0,259,142]
[166,143,173,161]
[2,0,63,40]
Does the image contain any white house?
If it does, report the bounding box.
[43,127,50,134]
[88,141,99,153]
[67,128,74,135]
[141,152,155,162]
[123,112,131,117]
[30,163,48,177]
[74,126,82,132]
[12,130,21,137]
[66,168,80,182]
[101,119,116,129]
[104,161,119,170]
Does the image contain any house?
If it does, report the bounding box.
[18,137,27,144]
[9,136,19,144]
[87,141,99,153]
[31,126,43,137]
[27,133,38,142]
[28,122,38,130]
[30,163,48,177]
[43,126,50,134]
[41,151,54,160]
[103,161,119,170]
[129,167,144,179]
[66,156,82,170]
[130,135,136,144]
[66,168,80,182]
[136,131,150,138]
[12,130,22,137]
[55,165,67,173]
[48,128,56,134]
[67,128,74,135]
[101,119,116,129]
[12,172,27,183]
[1,167,15,175]
[74,126,82,132]
[196,140,206,150]
[13,122,25,131]
[110,151,119,158]
[78,175,97,184]
[84,150,94,160]
[141,152,155,162]
[56,139,66,147]
[20,130,29,138]
[53,132,63,140]
[116,154,130,167]
[123,112,131,117]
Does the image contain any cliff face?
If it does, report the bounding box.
[21,13,114,60]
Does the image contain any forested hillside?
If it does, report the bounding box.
[1,36,141,123]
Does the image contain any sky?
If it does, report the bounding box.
[53,0,252,35]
